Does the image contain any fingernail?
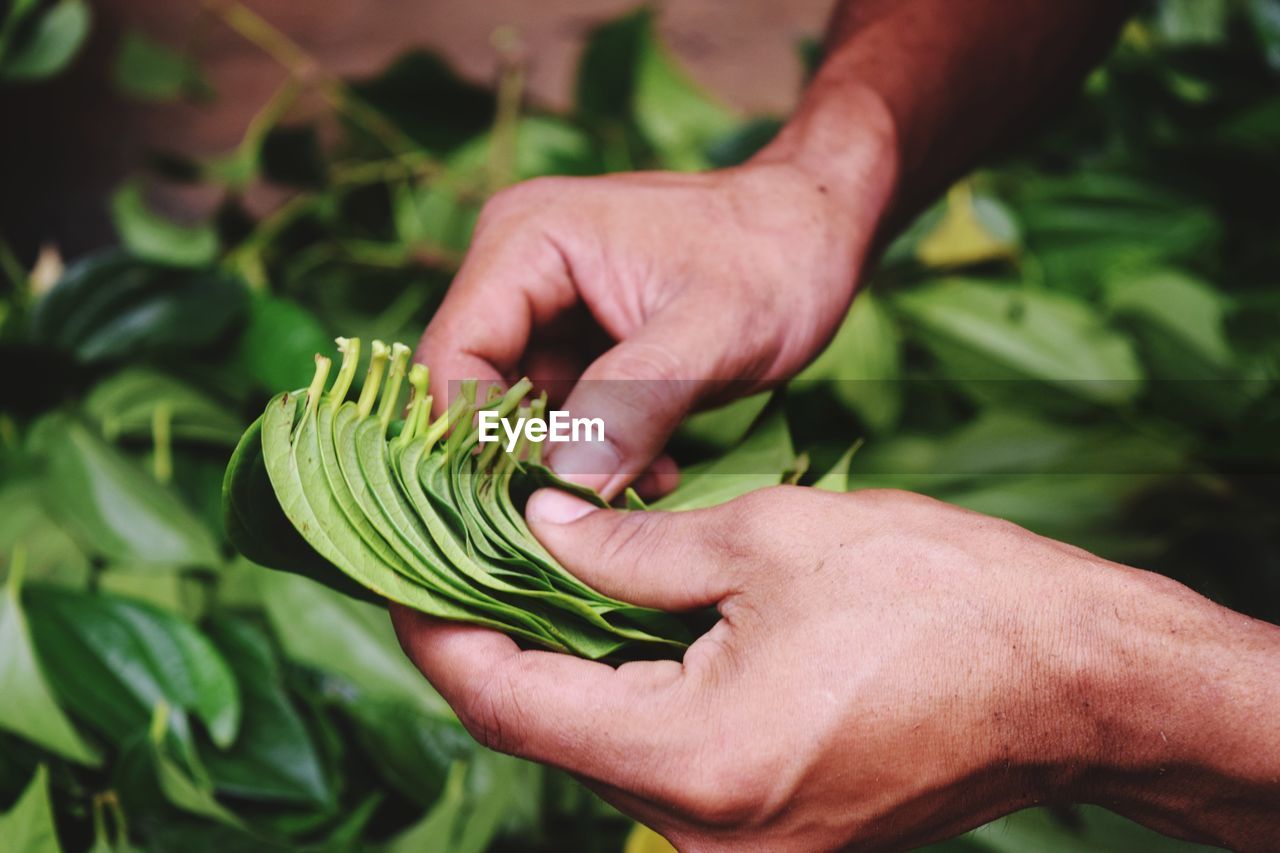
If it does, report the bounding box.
[527,489,594,525]
[545,440,622,493]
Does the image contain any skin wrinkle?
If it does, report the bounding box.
[400,0,1280,845]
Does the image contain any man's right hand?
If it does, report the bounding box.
[416,117,896,499]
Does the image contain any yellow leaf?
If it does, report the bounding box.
[916,181,1017,269]
[624,823,677,853]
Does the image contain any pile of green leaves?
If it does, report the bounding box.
[0,1,1276,851]
[225,337,698,660]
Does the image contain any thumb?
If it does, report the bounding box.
[544,301,727,500]
[526,491,738,610]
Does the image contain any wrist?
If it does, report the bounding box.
[748,81,901,242]
[1052,561,1280,846]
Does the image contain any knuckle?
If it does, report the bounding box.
[456,665,528,755]
[479,177,570,226]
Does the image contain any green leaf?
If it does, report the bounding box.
[385,762,468,853]
[812,441,862,493]
[29,414,221,569]
[575,9,645,123]
[678,393,770,450]
[389,753,541,853]
[0,570,101,765]
[956,804,1220,852]
[797,291,903,433]
[228,295,332,392]
[343,698,472,807]
[259,571,451,719]
[111,183,219,267]
[1251,0,1280,71]
[576,8,737,168]
[149,713,244,829]
[631,12,736,170]
[0,0,90,81]
[653,407,795,511]
[25,587,241,751]
[0,766,61,853]
[223,416,378,603]
[201,616,331,806]
[0,479,90,588]
[348,50,495,153]
[891,279,1145,407]
[1156,0,1228,45]
[1104,268,1236,376]
[31,250,249,364]
[85,368,243,446]
[112,30,209,102]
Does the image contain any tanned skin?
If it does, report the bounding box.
[399,2,1280,849]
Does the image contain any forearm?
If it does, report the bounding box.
[1075,563,1280,849]
[755,0,1132,228]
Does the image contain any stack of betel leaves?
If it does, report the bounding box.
[223,337,703,662]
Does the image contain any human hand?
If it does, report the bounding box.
[416,118,896,499]
[394,486,1280,850]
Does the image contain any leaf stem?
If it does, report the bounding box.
[401,363,430,441]
[378,343,412,432]
[329,336,361,403]
[357,341,389,418]
[200,0,432,161]
[306,355,332,417]
[152,402,173,484]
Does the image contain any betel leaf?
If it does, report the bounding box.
[0,565,101,766]
[891,278,1145,407]
[229,338,704,661]
[575,7,737,169]
[797,291,903,434]
[652,407,795,511]
[85,368,243,446]
[111,183,220,267]
[394,117,601,251]
[228,294,332,393]
[223,416,380,603]
[29,413,221,569]
[678,392,770,449]
[24,587,241,751]
[145,706,245,830]
[630,11,737,170]
[0,765,61,853]
[348,50,495,153]
[387,752,542,853]
[112,30,209,102]
[201,615,330,806]
[0,479,90,588]
[1105,269,1265,422]
[343,698,472,807]
[258,570,450,718]
[1103,268,1236,376]
[812,441,862,493]
[30,250,249,364]
[0,0,89,81]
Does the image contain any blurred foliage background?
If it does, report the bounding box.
[1,0,1277,849]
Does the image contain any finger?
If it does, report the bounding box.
[416,220,576,415]
[629,454,680,501]
[545,303,725,499]
[525,496,739,610]
[390,605,688,792]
